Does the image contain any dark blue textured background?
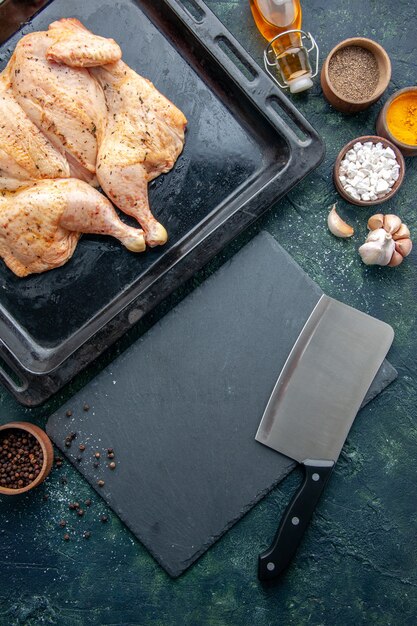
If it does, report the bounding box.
[0,1,416,624]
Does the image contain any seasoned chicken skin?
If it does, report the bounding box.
[47,18,122,67]
[46,18,187,247]
[0,179,145,277]
[0,75,70,191]
[5,20,120,184]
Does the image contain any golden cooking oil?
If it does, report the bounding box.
[250,0,313,92]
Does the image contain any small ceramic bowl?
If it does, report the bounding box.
[376,87,417,156]
[321,37,391,113]
[334,135,405,206]
[0,422,54,495]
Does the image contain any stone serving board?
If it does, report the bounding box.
[47,232,396,577]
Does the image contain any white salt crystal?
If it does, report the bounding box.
[338,140,400,201]
[376,179,389,193]
[385,147,396,159]
[381,169,392,180]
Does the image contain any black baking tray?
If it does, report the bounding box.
[0,0,324,405]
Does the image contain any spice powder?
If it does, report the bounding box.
[386,92,417,146]
[328,46,379,102]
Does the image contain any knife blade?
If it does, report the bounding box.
[255,294,394,580]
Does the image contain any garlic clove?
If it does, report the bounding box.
[392,223,410,241]
[395,238,413,257]
[327,204,354,238]
[388,250,404,267]
[358,228,395,266]
[367,213,384,230]
[383,214,402,234]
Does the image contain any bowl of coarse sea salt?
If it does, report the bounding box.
[334,135,405,206]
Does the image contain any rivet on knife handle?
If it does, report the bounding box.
[258,459,334,581]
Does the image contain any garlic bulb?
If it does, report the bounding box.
[359,228,395,266]
[327,204,354,238]
[360,213,412,267]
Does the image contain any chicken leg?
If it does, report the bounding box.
[0,179,145,277]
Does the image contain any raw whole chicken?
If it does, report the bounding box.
[0,179,145,277]
[1,17,187,273]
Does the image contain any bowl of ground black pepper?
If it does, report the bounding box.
[321,37,391,113]
[0,422,54,495]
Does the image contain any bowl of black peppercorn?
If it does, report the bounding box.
[0,422,54,495]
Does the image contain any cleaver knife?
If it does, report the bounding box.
[255,294,394,581]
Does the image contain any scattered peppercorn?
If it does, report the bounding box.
[94,452,100,459]
[109,462,116,470]
[59,520,66,528]
[66,409,73,417]
[77,509,84,517]
[69,432,77,441]
[83,403,90,412]
[83,531,91,539]
[107,452,115,459]
[0,429,43,490]
[63,533,70,541]
[69,503,76,510]
[79,444,86,451]
[107,448,114,455]
[97,480,105,488]
[74,502,80,509]
[85,499,92,507]
[64,439,71,448]
[100,515,108,523]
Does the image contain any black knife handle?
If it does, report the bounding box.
[258,459,335,581]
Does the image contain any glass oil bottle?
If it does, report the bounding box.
[250,0,318,93]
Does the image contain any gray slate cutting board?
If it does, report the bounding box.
[47,232,396,577]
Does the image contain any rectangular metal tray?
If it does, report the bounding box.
[0,0,324,405]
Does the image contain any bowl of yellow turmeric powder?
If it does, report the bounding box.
[377,87,417,156]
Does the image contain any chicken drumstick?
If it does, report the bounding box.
[0,179,145,277]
